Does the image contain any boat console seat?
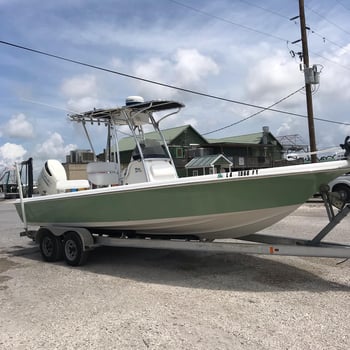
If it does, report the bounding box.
[87,162,119,186]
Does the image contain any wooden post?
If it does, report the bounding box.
[299,0,318,163]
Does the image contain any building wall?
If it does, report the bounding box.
[63,163,88,180]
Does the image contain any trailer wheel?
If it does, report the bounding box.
[39,230,63,262]
[333,184,350,203]
[63,231,88,266]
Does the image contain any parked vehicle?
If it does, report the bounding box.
[329,173,350,202]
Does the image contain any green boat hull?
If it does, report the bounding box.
[14,160,350,239]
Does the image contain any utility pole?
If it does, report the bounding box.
[298,0,318,163]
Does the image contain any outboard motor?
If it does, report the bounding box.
[37,160,67,195]
[37,159,90,195]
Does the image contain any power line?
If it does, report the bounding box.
[306,4,350,37]
[238,0,350,56]
[170,0,350,72]
[236,0,350,59]
[289,7,350,55]
[0,39,303,116]
[1,39,350,129]
[237,0,290,20]
[335,0,350,11]
[290,37,350,72]
[310,28,350,53]
[309,49,350,71]
[289,22,350,71]
[168,0,288,43]
[203,87,305,135]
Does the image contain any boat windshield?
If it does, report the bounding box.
[132,138,169,160]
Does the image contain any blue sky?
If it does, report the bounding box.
[1,0,350,174]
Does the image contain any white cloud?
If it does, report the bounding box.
[133,57,174,99]
[61,74,97,98]
[317,45,350,100]
[34,132,77,161]
[66,96,100,113]
[174,49,219,85]
[3,113,35,139]
[245,50,304,104]
[183,117,199,129]
[133,48,219,99]
[61,74,100,112]
[340,124,350,137]
[276,117,303,136]
[110,57,124,69]
[0,143,27,168]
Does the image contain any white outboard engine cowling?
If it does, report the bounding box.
[37,160,67,195]
[37,159,90,195]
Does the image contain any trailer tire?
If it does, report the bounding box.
[39,230,63,262]
[63,231,88,266]
[333,184,350,203]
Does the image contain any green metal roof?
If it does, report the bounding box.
[207,131,282,148]
[207,132,264,144]
[118,126,282,152]
[118,124,207,152]
[185,154,233,169]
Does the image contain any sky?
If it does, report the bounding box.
[1,0,350,176]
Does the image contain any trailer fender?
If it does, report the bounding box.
[37,226,94,251]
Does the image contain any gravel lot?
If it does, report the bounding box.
[0,200,349,349]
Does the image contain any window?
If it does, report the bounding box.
[192,170,198,176]
[175,148,184,158]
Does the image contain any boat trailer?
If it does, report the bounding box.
[20,190,350,266]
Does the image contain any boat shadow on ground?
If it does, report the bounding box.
[8,244,350,293]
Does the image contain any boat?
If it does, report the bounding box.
[14,97,350,240]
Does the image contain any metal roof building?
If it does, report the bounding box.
[185,154,233,176]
